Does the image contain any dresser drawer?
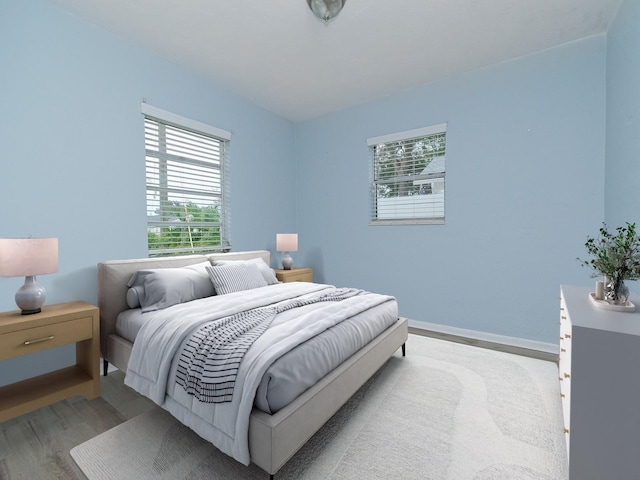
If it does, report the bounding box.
[0,316,93,361]
[559,336,571,375]
[559,303,572,371]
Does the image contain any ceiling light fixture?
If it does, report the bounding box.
[307,0,346,23]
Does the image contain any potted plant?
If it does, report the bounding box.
[577,222,640,304]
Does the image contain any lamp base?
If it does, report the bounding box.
[282,253,293,270]
[15,276,46,315]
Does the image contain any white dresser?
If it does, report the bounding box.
[560,285,640,480]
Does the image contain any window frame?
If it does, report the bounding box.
[367,123,447,226]
[141,103,232,256]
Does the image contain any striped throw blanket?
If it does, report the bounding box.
[175,288,362,403]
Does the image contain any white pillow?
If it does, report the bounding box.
[213,257,278,285]
[206,263,268,295]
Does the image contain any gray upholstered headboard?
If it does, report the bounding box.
[97,250,270,357]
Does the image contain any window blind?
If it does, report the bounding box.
[368,123,447,225]
[143,106,231,256]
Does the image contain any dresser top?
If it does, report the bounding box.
[561,285,640,336]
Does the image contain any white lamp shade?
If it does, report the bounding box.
[0,238,59,277]
[276,234,298,252]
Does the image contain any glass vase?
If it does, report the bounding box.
[605,278,630,305]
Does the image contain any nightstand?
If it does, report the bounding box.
[275,267,313,283]
[0,301,100,422]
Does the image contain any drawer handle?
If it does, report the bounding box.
[558,377,563,381]
[560,307,565,311]
[564,428,570,434]
[565,334,571,338]
[561,348,566,353]
[561,316,567,320]
[560,337,564,341]
[564,373,570,378]
[24,335,55,345]
[560,393,565,398]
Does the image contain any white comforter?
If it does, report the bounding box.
[124,282,396,465]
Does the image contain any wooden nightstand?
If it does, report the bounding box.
[0,301,100,422]
[275,267,313,283]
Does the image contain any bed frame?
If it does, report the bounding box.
[97,250,408,478]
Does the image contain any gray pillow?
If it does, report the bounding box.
[213,257,278,285]
[126,284,145,309]
[127,261,215,312]
[206,262,268,295]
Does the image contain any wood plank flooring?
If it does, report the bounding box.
[0,371,155,480]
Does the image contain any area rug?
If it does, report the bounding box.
[70,334,568,479]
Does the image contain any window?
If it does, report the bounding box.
[142,104,231,256]
[368,123,447,225]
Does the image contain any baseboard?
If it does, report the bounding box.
[408,320,559,363]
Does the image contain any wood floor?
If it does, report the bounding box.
[0,370,155,480]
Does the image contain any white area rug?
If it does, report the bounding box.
[71,334,568,479]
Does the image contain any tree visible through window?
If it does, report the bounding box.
[143,107,231,256]
[368,124,447,225]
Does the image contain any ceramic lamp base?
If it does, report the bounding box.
[15,276,46,315]
[282,253,293,270]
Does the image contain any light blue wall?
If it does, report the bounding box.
[294,36,607,344]
[0,0,295,385]
[0,0,621,387]
[605,0,640,229]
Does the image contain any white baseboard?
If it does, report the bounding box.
[408,319,558,359]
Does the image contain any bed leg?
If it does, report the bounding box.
[402,343,406,357]
[103,359,109,376]
[269,475,274,480]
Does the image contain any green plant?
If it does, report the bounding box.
[577,222,640,282]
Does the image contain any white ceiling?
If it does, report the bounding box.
[52,0,622,122]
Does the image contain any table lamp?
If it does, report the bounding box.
[0,238,59,314]
[276,233,298,270]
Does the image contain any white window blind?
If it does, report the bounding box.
[368,123,447,225]
[143,105,231,256]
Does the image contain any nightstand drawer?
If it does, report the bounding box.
[283,271,312,282]
[0,316,93,361]
[275,267,313,283]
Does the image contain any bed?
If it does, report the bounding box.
[97,250,408,478]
